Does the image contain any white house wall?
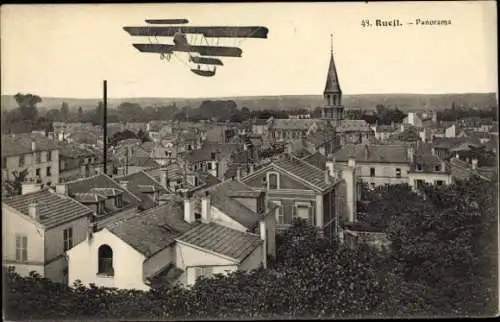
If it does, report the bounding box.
[2,205,45,274]
[67,229,148,291]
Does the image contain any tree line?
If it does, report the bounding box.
[3,176,497,319]
[437,102,497,122]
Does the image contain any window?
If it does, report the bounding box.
[194,266,213,280]
[35,168,41,176]
[207,162,213,170]
[435,180,444,186]
[415,179,425,189]
[98,244,114,276]
[370,183,376,190]
[434,165,441,172]
[15,235,28,262]
[46,166,52,176]
[115,195,123,208]
[47,151,52,162]
[63,227,73,251]
[395,168,401,178]
[272,201,284,224]
[294,202,313,224]
[416,164,423,172]
[370,167,376,177]
[36,152,41,163]
[268,172,279,190]
[19,156,25,167]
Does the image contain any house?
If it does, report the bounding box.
[330,144,410,189]
[449,156,497,182]
[182,142,240,179]
[67,181,274,290]
[251,118,270,136]
[55,173,142,228]
[403,112,423,127]
[113,170,169,210]
[268,118,323,142]
[241,153,352,239]
[2,189,93,283]
[336,120,374,145]
[372,124,399,142]
[111,144,158,176]
[407,145,453,191]
[1,134,60,187]
[58,143,99,182]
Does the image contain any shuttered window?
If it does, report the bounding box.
[15,235,28,262]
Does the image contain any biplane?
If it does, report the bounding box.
[123,19,268,77]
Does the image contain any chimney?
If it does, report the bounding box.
[182,189,195,223]
[324,169,331,185]
[471,158,478,170]
[160,168,168,189]
[342,158,357,223]
[55,183,67,195]
[364,144,369,160]
[236,167,241,181]
[259,218,268,269]
[31,140,36,152]
[21,181,42,195]
[28,201,40,221]
[201,191,211,223]
[407,147,414,163]
[249,163,255,174]
[431,148,436,156]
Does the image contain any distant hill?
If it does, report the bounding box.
[1,93,497,113]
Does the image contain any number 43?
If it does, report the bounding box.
[361,19,370,27]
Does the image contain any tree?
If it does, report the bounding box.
[77,106,83,120]
[13,93,41,125]
[4,169,29,197]
[387,178,498,316]
[137,129,150,143]
[60,102,69,122]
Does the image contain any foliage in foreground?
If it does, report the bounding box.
[3,178,498,319]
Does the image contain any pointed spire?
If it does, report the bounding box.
[324,34,342,94]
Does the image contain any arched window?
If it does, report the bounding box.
[98,244,114,276]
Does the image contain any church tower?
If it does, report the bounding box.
[322,34,344,127]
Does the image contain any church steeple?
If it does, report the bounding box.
[322,34,344,125]
[324,34,342,95]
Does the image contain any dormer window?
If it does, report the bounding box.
[210,152,216,160]
[434,165,441,172]
[416,164,423,172]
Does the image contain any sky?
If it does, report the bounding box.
[1,2,497,98]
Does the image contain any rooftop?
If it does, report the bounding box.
[3,189,93,229]
[106,201,193,258]
[176,222,262,262]
[273,154,332,191]
[114,171,167,210]
[2,134,59,157]
[333,144,409,164]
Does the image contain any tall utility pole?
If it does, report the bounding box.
[103,80,108,175]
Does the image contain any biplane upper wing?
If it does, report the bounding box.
[124,26,269,38]
[189,56,224,66]
[145,19,189,25]
[132,43,242,57]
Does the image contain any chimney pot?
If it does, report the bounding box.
[471,158,478,170]
[31,140,36,152]
[201,191,211,223]
[28,201,40,220]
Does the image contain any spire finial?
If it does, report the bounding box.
[330,33,333,55]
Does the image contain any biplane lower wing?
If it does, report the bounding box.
[190,69,216,77]
[145,19,189,24]
[132,43,242,57]
[189,56,224,66]
[124,26,268,38]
